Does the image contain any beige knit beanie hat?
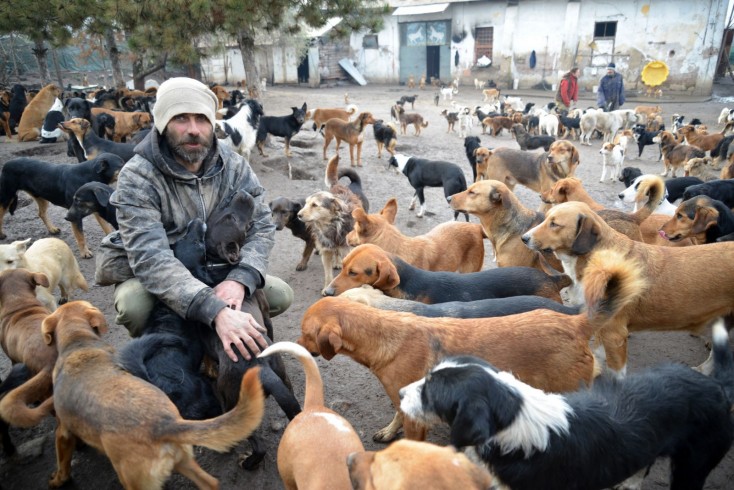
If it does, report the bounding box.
[152,77,218,134]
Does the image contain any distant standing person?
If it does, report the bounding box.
[555,67,580,112]
[597,62,625,111]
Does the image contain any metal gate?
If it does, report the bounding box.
[399,21,451,84]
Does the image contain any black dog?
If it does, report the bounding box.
[388,153,469,221]
[269,197,316,271]
[682,180,734,209]
[205,189,256,265]
[618,166,643,188]
[631,124,662,160]
[558,112,581,140]
[512,123,554,151]
[464,136,483,182]
[665,176,705,202]
[399,94,418,109]
[59,118,135,163]
[39,107,66,144]
[64,182,117,230]
[255,102,307,157]
[372,119,397,160]
[8,84,27,133]
[400,320,734,490]
[0,363,33,456]
[710,134,734,167]
[338,167,370,212]
[0,152,125,258]
[95,112,116,140]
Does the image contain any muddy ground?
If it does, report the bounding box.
[1,80,734,489]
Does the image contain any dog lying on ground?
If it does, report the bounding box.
[17,83,62,142]
[322,112,376,167]
[324,243,570,303]
[388,153,469,220]
[0,238,88,310]
[347,439,493,490]
[297,296,597,442]
[660,195,734,244]
[44,300,265,489]
[269,197,316,271]
[341,284,581,317]
[256,102,307,157]
[90,107,152,142]
[298,155,365,294]
[0,270,57,429]
[65,182,118,230]
[59,118,136,162]
[347,198,485,272]
[260,342,365,490]
[684,156,720,181]
[395,105,428,135]
[214,99,264,159]
[372,119,398,159]
[0,152,125,258]
[512,123,554,151]
[653,130,705,177]
[522,201,734,376]
[400,323,734,490]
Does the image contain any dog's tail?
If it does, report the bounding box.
[583,249,647,324]
[161,368,264,452]
[346,104,358,116]
[338,167,362,187]
[421,121,429,128]
[711,319,734,404]
[0,367,54,428]
[325,154,340,187]
[260,341,324,410]
[630,175,665,224]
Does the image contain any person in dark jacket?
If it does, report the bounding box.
[555,67,580,112]
[597,62,625,111]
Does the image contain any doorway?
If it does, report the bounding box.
[426,46,441,81]
[297,56,309,84]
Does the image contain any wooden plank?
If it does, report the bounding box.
[339,58,367,86]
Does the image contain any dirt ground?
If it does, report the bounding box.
[1,80,734,490]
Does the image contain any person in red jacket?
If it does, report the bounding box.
[555,67,579,112]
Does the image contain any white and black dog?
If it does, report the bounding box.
[214,99,264,159]
[400,320,734,490]
[387,153,469,221]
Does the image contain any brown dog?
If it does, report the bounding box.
[677,125,724,153]
[17,83,62,142]
[482,87,501,102]
[395,105,428,135]
[0,269,56,428]
[307,106,358,132]
[483,115,513,137]
[260,341,364,490]
[347,198,485,272]
[322,112,376,167]
[653,131,706,177]
[43,300,265,489]
[297,296,598,441]
[90,107,153,142]
[522,201,734,376]
[347,440,492,490]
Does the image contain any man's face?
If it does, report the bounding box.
[165,113,213,165]
[607,69,615,76]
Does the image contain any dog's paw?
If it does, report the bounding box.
[372,426,399,443]
[49,471,69,488]
[48,226,61,235]
[80,248,93,259]
[296,263,308,271]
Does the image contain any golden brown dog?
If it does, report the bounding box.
[653,131,706,177]
[322,112,376,167]
[418,75,426,90]
[395,105,428,136]
[90,107,153,142]
[472,146,492,181]
[677,125,724,152]
[0,269,56,428]
[659,195,729,244]
[483,115,514,137]
[259,341,364,490]
[347,440,492,490]
[307,106,358,132]
[210,84,229,110]
[17,83,62,142]
[44,300,264,489]
[297,296,598,441]
[634,105,662,121]
[541,177,605,211]
[522,201,734,376]
[482,87,500,103]
[478,140,580,195]
[347,198,485,272]
[407,75,416,89]
[298,155,364,294]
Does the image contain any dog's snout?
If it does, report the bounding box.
[521,234,530,245]
[323,286,335,297]
[446,195,452,203]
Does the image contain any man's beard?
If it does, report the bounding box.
[165,131,212,165]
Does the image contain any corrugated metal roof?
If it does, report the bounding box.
[392,3,450,15]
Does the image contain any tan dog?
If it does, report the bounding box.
[418,74,426,90]
[659,195,724,244]
[634,105,662,120]
[347,440,492,490]
[522,201,734,376]
[297,296,598,441]
[259,341,364,490]
[43,301,265,489]
[407,75,416,89]
[90,107,153,142]
[307,106,358,132]
[210,84,229,110]
[17,83,62,142]
[684,156,719,181]
[0,269,56,428]
[652,131,706,177]
[483,115,513,136]
[482,87,500,102]
[347,198,485,272]
[395,105,428,135]
[0,238,88,310]
[678,125,724,152]
[322,112,376,167]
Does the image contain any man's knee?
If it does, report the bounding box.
[263,275,293,317]
[114,278,156,337]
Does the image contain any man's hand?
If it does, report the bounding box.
[213,280,267,361]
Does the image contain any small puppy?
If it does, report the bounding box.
[599,142,625,182]
[260,342,364,490]
[269,197,316,271]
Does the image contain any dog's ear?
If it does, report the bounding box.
[373,259,400,290]
[291,199,304,214]
[449,398,493,448]
[380,198,398,223]
[132,114,141,125]
[569,145,580,169]
[12,238,32,254]
[488,186,506,207]
[571,213,600,255]
[41,313,59,346]
[316,322,342,361]
[352,207,368,225]
[691,205,719,235]
[32,272,50,289]
[85,305,109,335]
[93,186,111,206]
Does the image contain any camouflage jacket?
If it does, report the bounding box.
[108,129,275,326]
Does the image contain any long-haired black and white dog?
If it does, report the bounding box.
[400,320,734,490]
[214,98,264,159]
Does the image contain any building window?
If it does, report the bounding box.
[594,21,617,39]
[474,26,494,63]
[363,35,378,49]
